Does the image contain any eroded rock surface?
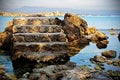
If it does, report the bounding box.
[12,17,69,62]
[102,50,117,58]
[19,61,90,80]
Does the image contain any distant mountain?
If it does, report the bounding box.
[0,6,120,15]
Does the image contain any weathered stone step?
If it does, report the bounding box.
[13,17,56,26]
[13,33,67,42]
[13,25,62,33]
[13,42,68,52]
[12,51,69,62]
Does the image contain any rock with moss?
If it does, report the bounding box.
[107,70,120,80]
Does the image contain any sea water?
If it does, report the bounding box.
[70,29,120,71]
[0,15,120,72]
[0,16,13,31]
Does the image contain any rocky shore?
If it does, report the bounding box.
[0,13,119,80]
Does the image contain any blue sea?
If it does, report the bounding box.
[0,16,14,31]
[0,15,120,73]
[0,15,120,31]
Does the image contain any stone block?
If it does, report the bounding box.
[13,25,62,33]
[13,42,68,52]
[13,33,67,42]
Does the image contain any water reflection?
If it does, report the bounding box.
[71,30,120,71]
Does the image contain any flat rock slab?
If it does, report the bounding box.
[13,33,67,42]
[13,25,62,33]
[12,51,69,62]
[13,42,68,52]
[13,17,56,26]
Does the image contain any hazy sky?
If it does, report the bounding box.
[0,0,120,10]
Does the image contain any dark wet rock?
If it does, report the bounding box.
[102,50,117,58]
[0,67,17,80]
[89,71,113,80]
[0,21,13,51]
[107,70,120,80]
[0,32,12,51]
[118,33,120,42]
[96,41,108,49]
[0,70,10,80]
[28,62,90,80]
[112,59,120,67]
[91,55,107,63]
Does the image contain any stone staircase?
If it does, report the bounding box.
[12,17,69,62]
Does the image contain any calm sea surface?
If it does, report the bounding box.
[0,16,120,73]
[0,16,14,31]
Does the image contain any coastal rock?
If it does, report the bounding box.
[112,59,120,67]
[90,32,109,49]
[64,13,88,35]
[91,55,107,63]
[28,62,90,80]
[63,67,90,80]
[12,17,70,63]
[61,13,90,51]
[96,40,108,49]
[0,32,12,51]
[90,32,108,43]
[118,33,120,42]
[5,21,13,32]
[0,21,13,51]
[102,50,117,58]
[86,27,98,35]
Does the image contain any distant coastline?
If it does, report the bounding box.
[0,11,65,17]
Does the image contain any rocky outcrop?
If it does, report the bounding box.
[12,17,69,63]
[64,13,88,35]
[102,50,117,58]
[0,13,109,61]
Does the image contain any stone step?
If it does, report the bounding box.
[13,42,68,52]
[13,33,67,42]
[13,17,56,26]
[13,25,63,33]
[12,51,69,62]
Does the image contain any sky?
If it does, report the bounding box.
[0,0,120,10]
